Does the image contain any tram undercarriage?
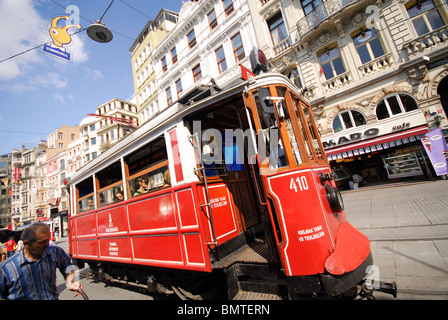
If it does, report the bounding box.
[74,225,396,300]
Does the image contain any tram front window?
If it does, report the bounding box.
[253,87,289,170]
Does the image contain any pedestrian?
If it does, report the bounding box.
[0,243,5,262]
[5,237,16,258]
[16,239,23,251]
[0,223,82,300]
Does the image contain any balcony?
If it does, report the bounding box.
[358,53,393,77]
[322,70,352,92]
[297,0,374,42]
[401,25,448,61]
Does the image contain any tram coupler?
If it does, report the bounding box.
[360,280,397,299]
[377,280,397,298]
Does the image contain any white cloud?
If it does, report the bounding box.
[83,66,103,80]
[53,93,74,104]
[33,72,68,89]
[0,0,47,81]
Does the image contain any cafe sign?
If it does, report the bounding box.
[322,110,426,149]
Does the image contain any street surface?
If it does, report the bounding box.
[57,180,448,300]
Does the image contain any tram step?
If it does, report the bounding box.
[225,263,287,300]
[232,291,283,300]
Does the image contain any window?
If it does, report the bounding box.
[76,177,94,213]
[208,9,217,30]
[231,33,245,62]
[175,78,183,99]
[352,28,385,64]
[91,137,96,145]
[166,87,173,105]
[215,46,227,74]
[407,0,445,37]
[193,64,202,82]
[222,0,234,16]
[285,67,303,89]
[268,13,288,45]
[376,93,419,120]
[90,124,95,131]
[161,56,167,72]
[187,29,196,49]
[96,161,124,207]
[332,110,367,133]
[171,47,177,64]
[318,46,345,80]
[301,0,323,16]
[58,132,63,139]
[124,135,170,198]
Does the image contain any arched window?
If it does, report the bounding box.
[376,93,419,120]
[332,110,367,133]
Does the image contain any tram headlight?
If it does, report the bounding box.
[326,186,344,212]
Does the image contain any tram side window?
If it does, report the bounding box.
[96,161,124,207]
[124,136,170,198]
[253,87,289,169]
[76,177,94,213]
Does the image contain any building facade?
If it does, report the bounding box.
[46,124,79,159]
[95,98,139,152]
[249,0,448,184]
[9,141,47,229]
[0,154,11,228]
[149,0,258,115]
[130,9,179,126]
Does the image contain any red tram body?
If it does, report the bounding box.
[67,74,396,299]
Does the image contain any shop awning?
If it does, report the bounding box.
[325,125,428,160]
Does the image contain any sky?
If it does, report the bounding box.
[0,0,184,155]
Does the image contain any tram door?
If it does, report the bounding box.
[187,102,261,244]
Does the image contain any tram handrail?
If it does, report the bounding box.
[250,154,267,206]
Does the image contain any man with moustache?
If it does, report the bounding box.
[0,223,82,300]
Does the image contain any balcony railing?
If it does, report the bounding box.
[273,36,291,55]
[297,0,359,39]
[402,25,448,60]
[358,53,393,77]
[322,70,352,92]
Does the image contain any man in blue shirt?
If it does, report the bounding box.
[0,223,82,300]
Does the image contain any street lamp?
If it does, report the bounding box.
[86,0,114,43]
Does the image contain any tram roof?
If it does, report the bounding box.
[67,73,306,186]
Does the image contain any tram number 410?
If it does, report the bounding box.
[290,176,309,192]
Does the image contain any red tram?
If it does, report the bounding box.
[67,73,396,299]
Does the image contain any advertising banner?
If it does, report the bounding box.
[421,128,448,176]
[14,167,20,182]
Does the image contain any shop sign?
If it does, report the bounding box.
[421,128,448,176]
[322,111,426,149]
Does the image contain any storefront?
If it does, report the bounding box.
[322,102,434,186]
